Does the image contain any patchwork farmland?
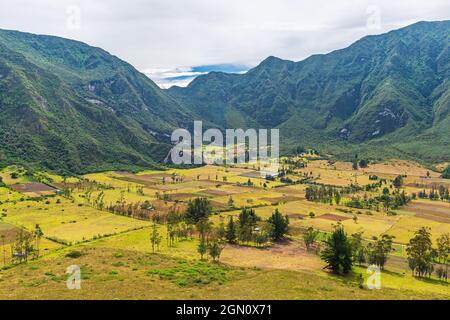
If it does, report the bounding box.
[0,157,449,300]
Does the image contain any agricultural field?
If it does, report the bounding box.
[0,159,449,300]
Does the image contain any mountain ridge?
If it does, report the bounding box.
[168,20,450,163]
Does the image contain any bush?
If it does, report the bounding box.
[65,251,83,258]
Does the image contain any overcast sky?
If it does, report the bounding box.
[1,0,450,87]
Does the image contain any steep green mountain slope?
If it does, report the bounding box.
[1,21,449,173]
[169,21,450,163]
[0,29,194,173]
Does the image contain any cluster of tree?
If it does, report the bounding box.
[72,179,114,192]
[105,199,156,220]
[185,198,212,224]
[303,227,320,251]
[61,179,115,200]
[196,220,226,262]
[9,225,44,264]
[317,224,449,282]
[183,198,226,262]
[278,168,293,177]
[279,177,294,184]
[407,228,449,280]
[150,222,162,253]
[224,208,289,246]
[155,192,172,201]
[166,208,195,246]
[280,158,306,170]
[392,175,404,189]
[236,179,254,187]
[352,158,369,170]
[305,185,361,205]
[415,185,450,202]
[363,179,386,192]
[441,166,450,179]
[346,189,410,212]
[136,185,145,196]
[236,208,261,243]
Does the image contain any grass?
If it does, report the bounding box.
[147,260,230,287]
[0,242,448,300]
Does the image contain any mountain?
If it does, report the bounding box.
[1,21,450,174]
[168,21,450,164]
[0,29,195,174]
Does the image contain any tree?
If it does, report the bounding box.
[208,240,225,262]
[393,175,403,189]
[33,224,44,258]
[438,185,447,200]
[150,223,162,254]
[225,217,237,244]
[185,198,212,224]
[238,208,259,243]
[334,192,342,205]
[227,196,235,209]
[407,227,434,277]
[11,229,34,264]
[366,235,394,270]
[267,209,289,241]
[320,224,353,274]
[303,227,319,251]
[436,233,449,279]
[437,233,449,263]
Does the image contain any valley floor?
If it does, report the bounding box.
[0,159,449,300]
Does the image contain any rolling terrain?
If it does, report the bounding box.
[0,158,449,299]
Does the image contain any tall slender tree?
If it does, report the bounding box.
[225,217,237,244]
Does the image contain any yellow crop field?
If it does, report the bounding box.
[1,197,150,243]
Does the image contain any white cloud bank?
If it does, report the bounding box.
[1,0,450,87]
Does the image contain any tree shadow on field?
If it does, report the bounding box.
[415,276,449,287]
